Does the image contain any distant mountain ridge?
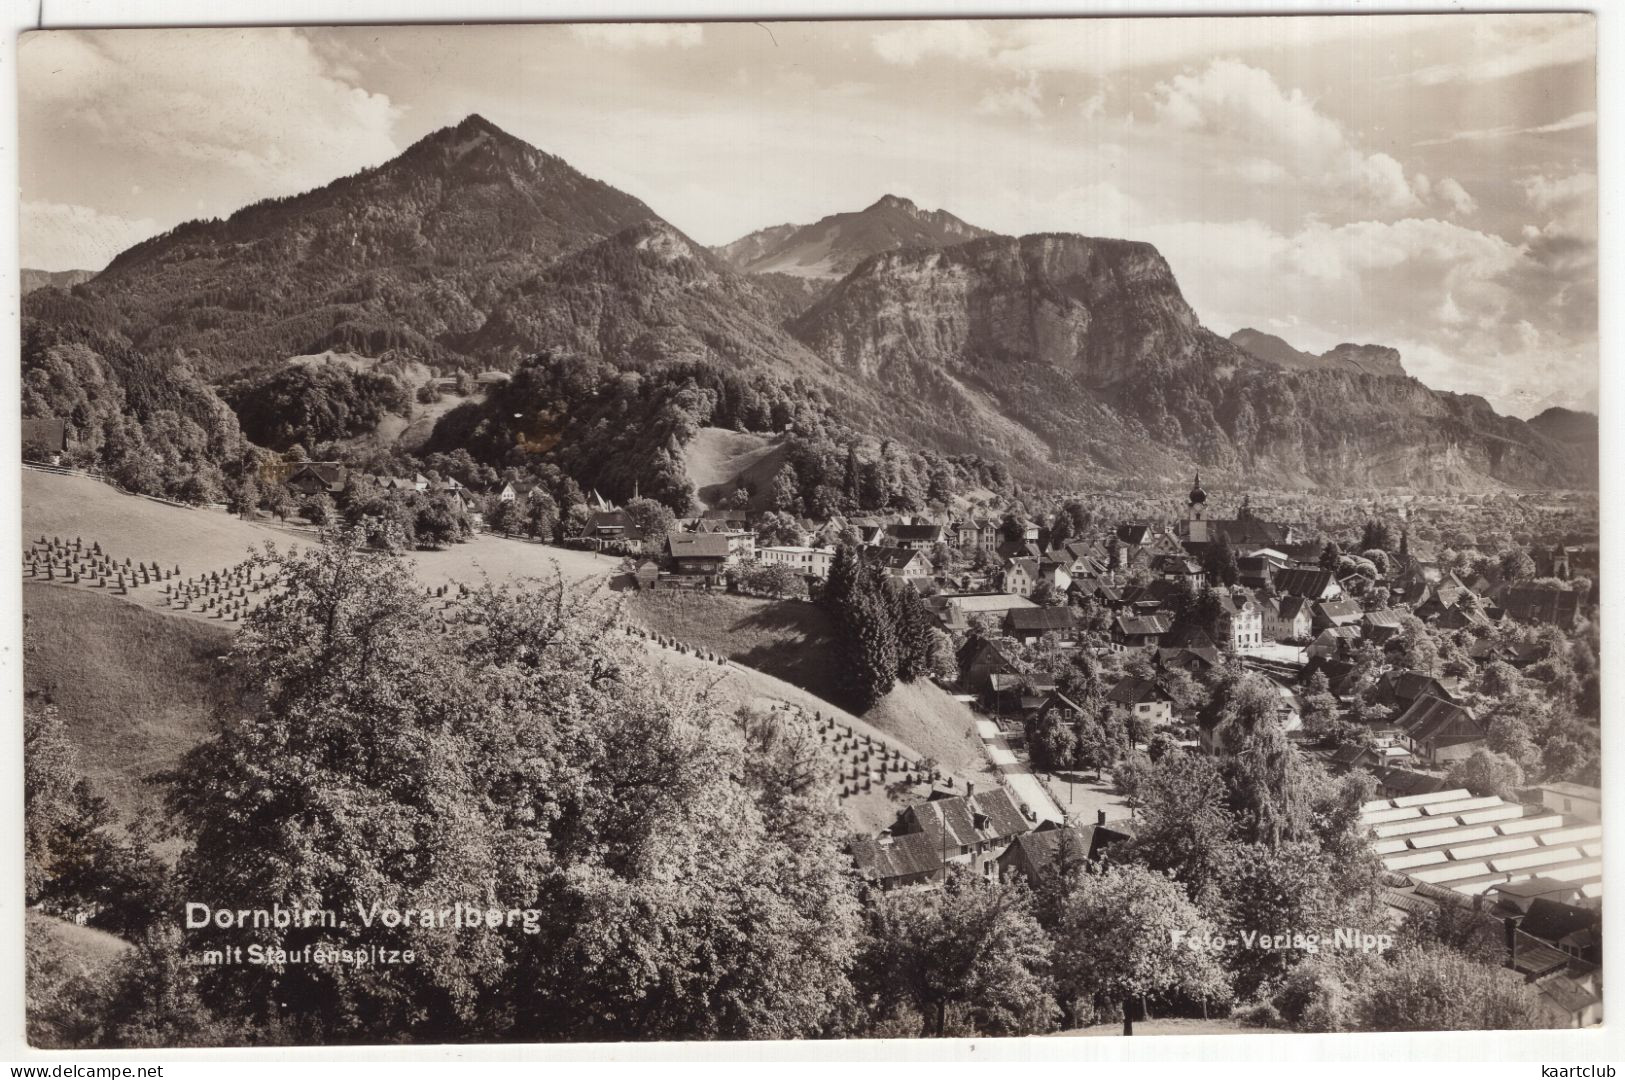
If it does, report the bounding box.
[1229,327,1407,378]
[789,235,1581,489]
[21,114,1590,491]
[711,195,995,279]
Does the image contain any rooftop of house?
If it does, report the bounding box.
[868,546,929,570]
[1538,781,1601,800]
[1115,614,1173,638]
[1395,694,1484,745]
[1005,607,1079,632]
[899,787,1032,849]
[1311,600,1363,627]
[1272,567,1338,597]
[1106,676,1172,705]
[1000,822,1133,873]
[1360,788,1600,904]
[1519,897,1600,946]
[667,533,732,559]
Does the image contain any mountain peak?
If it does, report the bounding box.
[713,196,996,279]
[866,194,919,214]
[1230,328,1407,379]
[405,113,538,162]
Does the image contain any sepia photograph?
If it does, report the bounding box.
[13,9,1603,1053]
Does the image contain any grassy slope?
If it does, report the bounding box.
[27,910,132,966]
[631,591,841,699]
[629,640,970,833]
[683,426,786,510]
[25,911,132,1049]
[23,470,609,606]
[630,589,995,789]
[23,472,967,832]
[25,582,236,827]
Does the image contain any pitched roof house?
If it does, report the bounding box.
[1273,567,1343,600]
[957,637,1021,694]
[1107,676,1176,725]
[850,787,1034,890]
[868,545,933,585]
[286,462,347,496]
[1004,606,1079,642]
[1112,613,1173,651]
[995,821,1133,885]
[1396,694,1486,765]
[1307,624,1362,661]
[888,522,947,550]
[1496,585,1584,630]
[1263,594,1314,641]
[1311,598,1365,632]
[666,533,732,576]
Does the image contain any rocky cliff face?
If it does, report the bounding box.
[790,234,1584,490]
[794,233,1207,386]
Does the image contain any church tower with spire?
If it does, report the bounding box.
[1186,473,1209,543]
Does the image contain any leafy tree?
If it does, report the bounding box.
[1498,547,1537,583]
[1051,864,1229,1035]
[486,497,524,537]
[1215,841,1354,1000]
[524,490,560,541]
[1351,948,1545,1031]
[25,704,169,937]
[413,494,464,548]
[301,493,335,526]
[1047,510,1074,549]
[1318,541,1342,572]
[1359,519,1397,555]
[1025,708,1078,772]
[856,866,1056,1037]
[160,528,864,1044]
[768,467,801,513]
[1118,752,1234,903]
[1445,749,1525,800]
[999,513,1026,545]
[227,473,261,517]
[1201,671,1316,846]
[623,496,676,550]
[98,927,264,1049]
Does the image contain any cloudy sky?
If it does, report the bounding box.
[18,15,1596,416]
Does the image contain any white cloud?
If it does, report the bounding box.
[975,76,1043,120]
[1437,178,1477,216]
[1147,59,1423,210]
[20,29,400,197]
[872,22,992,66]
[570,24,703,50]
[22,201,158,271]
[1129,212,1587,414]
[873,15,1456,77]
[1415,109,1597,146]
[1520,171,1596,213]
[1411,14,1592,85]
